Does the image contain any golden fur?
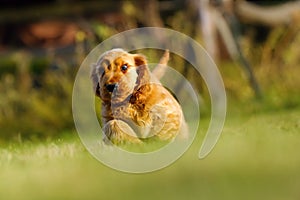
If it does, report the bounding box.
[91,49,187,144]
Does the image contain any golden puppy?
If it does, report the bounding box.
[91,48,187,144]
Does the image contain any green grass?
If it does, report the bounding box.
[1,107,300,200]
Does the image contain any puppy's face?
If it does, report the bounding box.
[92,49,147,102]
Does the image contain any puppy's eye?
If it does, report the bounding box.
[120,64,128,72]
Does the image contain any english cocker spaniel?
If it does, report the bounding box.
[91,48,187,144]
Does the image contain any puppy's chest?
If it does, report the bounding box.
[111,103,153,125]
[112,102,167,138]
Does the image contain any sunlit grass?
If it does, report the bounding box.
[0,108,300,200]
[117,137,171,153]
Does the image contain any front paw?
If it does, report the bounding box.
[103,120,142,144]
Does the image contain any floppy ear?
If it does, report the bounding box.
[134,54,150,90]
[90,63,100,97]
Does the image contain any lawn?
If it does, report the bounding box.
[1,106,300,200]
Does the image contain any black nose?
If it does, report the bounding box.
[105,83,116,92]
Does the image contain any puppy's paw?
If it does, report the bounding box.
[103,119,142,144]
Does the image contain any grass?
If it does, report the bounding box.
[0,105,300,200]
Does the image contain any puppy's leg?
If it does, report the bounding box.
[156,110,189,141]
[177,119,189,140]
[152,49,169,80]
[103,119,142,144]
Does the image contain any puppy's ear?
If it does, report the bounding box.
[134,54,150,90]
[90,63,100,97]
[134,54,147,67]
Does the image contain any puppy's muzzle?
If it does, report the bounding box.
[105,83,117,92]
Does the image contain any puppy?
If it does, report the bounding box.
[91,48,187,144]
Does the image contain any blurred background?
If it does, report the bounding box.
[0,0,299,142]
[1,0,300,200]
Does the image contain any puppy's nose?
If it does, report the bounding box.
[105,83,116,92]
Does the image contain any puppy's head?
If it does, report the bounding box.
[91,48,149,102]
